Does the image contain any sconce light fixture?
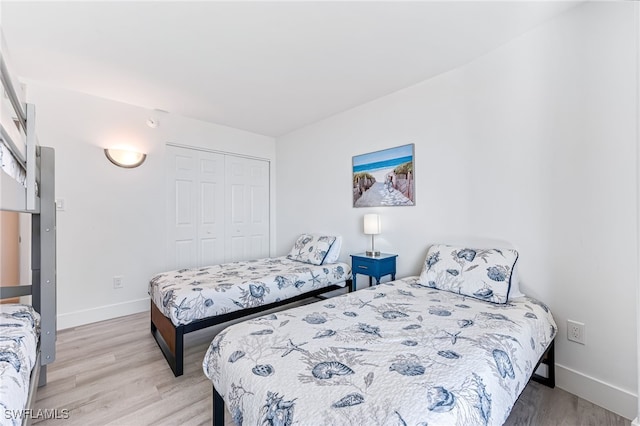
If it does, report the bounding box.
[363,213,381,257]
[104,148,147,168]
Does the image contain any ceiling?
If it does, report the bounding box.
[1,1,578,137]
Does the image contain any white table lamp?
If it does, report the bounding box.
[363,214,381,257]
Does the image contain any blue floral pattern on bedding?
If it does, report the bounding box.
[0,304,40,426]
[203,276,556,426]
[286,234,337,265]
[418,245,519,304]
[149,257,351,326]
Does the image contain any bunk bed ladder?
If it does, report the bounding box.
[31,146,57,385]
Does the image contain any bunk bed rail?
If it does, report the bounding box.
[0,51,39,213]
[0,53,27,131]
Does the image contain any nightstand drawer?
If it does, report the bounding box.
[354,258,378,270]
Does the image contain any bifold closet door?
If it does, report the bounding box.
[166,146,226,270]
[225,156,270,262]
[166,145,270,270]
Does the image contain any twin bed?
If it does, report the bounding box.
[0,48,57,425]
[202,245,557,425]
[150,234,353,376]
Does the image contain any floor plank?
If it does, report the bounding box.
[32,311,631,426]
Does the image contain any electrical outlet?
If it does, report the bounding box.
[567,320,585,344]
[113,276,123,289]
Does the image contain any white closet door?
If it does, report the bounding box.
[197,152,226,267]
[225,156,270,262]
[166,146,225,270]
[166,146,197,270]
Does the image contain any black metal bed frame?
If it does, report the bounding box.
[531,339,556,388]
[151,280,354,377]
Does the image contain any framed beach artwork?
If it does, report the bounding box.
[352,143,415,207]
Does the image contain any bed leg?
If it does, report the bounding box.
[213,386,225,426]
[347,279,354,292]
[175,326,184,376]
[532,339,555,388]
[151,301,185,376]
[38,365,47,387]
[546,340,555,388]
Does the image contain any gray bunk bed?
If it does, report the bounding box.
[0,48,56,423]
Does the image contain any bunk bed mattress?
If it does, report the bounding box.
[0,304,40,422]
[203,276,556,426]
[0,141,27,186]
[150,257,351,327]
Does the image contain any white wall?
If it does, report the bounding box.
[276,2,638,419]
[25,83,276,329]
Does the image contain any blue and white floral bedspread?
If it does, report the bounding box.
[0,304,40,426]
[203,276,556,426]
[150,257,351,327]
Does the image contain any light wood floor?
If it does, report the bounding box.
[33,310,631,426]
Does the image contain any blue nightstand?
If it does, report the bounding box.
[350,253,398,288]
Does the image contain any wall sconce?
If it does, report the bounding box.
[104,148,147,168]
[363,213,381,257]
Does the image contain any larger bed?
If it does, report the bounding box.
[203,246,557,426]
[150,235,352,376]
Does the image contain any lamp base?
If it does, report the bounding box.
[366,250,381,257]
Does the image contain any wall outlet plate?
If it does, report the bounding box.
[567,319,585,345]
[113,276,123,289]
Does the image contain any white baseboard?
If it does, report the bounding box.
[57,298,150,330]
[556,363,637,420]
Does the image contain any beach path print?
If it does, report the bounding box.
[353,144,415,207]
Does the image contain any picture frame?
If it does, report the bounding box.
[352,143,415,207]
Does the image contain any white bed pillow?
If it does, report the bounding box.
[509,262,525,298]
[425,238,525,299]
[286,234,337,266]
[322,235,342,264]
[418,244,519,304]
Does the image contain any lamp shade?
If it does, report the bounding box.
[104,148,147,168]
[363,214,381,235]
